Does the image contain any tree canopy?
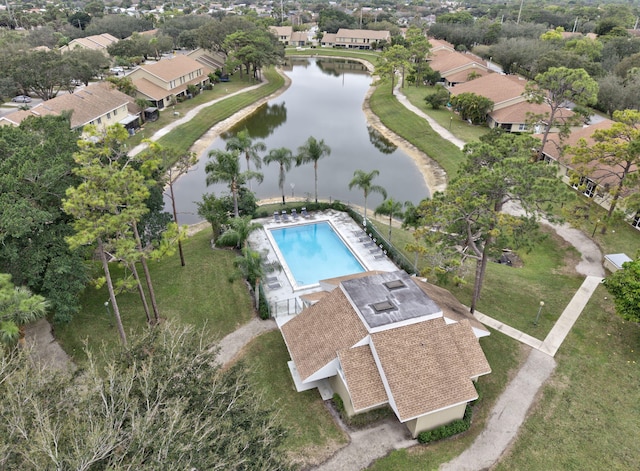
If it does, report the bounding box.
[603,254,640,323]
[0,322,292,470]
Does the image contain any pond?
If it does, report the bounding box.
[166,57,429,224]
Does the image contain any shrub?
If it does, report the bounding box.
[417,404,473,444]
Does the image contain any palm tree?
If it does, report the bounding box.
[206,149,263,217]
[263,147,294,205]
[348,169,387,226]
[296,136,331,203]
[225,130,266,190]
[217,215,263,249]
[374,198,404,242]
[0,274,49,348]
[233,248,280,309]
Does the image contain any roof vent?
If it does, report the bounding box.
[372,300,396,313]
[383,279,406,290]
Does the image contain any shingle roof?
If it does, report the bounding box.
[338,345,388,411]
[335,28,390,41]
[411,278,488,336]
[69,33,118,51]
[280,288,368,381]
[0,82,132,129]
[135,55,203,82]
[450,74,528,106]
[538,119,615,161]
[371,318,490,421]
[428,49,487,76]
[444,67,492,84]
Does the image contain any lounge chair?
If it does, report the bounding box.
[301,207,309,218]
[266,275,278,284]
[363,240,376,247]
[273,211,281,223]
[268,281,282,289]
[291,208,299,219]
[281,210,290,222]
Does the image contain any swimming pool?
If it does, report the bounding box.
[269,222,365,287]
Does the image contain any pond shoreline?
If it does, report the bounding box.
[185,57,445,199]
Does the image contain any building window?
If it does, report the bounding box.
[113,109,118,116]
[107,112,111,119]
[518,123,527,131]
[97,117,102,124]
[572,176,596,198]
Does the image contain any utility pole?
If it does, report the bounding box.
[517,0,524,25]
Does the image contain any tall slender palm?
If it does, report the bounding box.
[263,147,294,205]
[225,129,266,190]
[233,247,279,309]
[348,169,387,225]
[206,149,263,217]
[0,275,49,348]
[296,136,331,203]
[374,198,404,242]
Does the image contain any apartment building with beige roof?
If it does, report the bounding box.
[322,29,390,50]
[60,33,119,55]
[428,49,490,86]
[279,270,490,437]
[128,55,211,109]
[0,82,140,133]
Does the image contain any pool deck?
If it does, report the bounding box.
[248,209,398,317]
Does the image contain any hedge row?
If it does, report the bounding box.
[417,404,473,444]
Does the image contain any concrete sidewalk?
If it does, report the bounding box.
[128,81,265,157]
[440,348,556,471]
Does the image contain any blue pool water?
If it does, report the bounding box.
[270,222,365,286]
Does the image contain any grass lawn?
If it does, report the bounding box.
[126,78,257,149]
[369,79,464,178]
[494,286,640,471]
[239,330,348,468]
[285,47,380,63]
[55,230,254,363]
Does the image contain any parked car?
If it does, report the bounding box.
[11,95,32,103]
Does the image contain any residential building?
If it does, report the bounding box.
[536,119,640,229]
[60,33,119,55]
[448,74,573,132]
[429,49,491,86]
[0,82,140,133]
[321,29,390,50]
[128,55,211,109]
[271,26,293,44]
[279,270,491,438]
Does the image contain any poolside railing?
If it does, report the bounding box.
[268,296,304,319]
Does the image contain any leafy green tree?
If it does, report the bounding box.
[603,253,640,322]
[63,125,153,344]
[0,274,48,348]
[374,198,404,242]
[197,193,230,242]
[0,322,292,469]
[68,11,91,30]
[349,169,387,225]
[416,132,564,313]
[405,26,431,87]
[106,75,137,96]
[450,92,494,124]
[9,49,71,100]
[525,67,598,158]
[296,136,332,203]
[63,48,110,86]
[225,129,266,190]
[198,16,259,55]
[375,45,413,94]
[0,116,88,323]
[569,109,640,219]
[223,29,283,80]
[318,8,357,33]
[146,142,196,267]
[263,147,294,205]
[425,85,450,109]
[206,149,263,217]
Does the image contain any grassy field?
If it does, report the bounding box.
[494,286,640,471]
[369,80,464,178]
[285,46,380,63]
[55,230,254,363]
[400,85,490,144]
[239,330,348,468]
